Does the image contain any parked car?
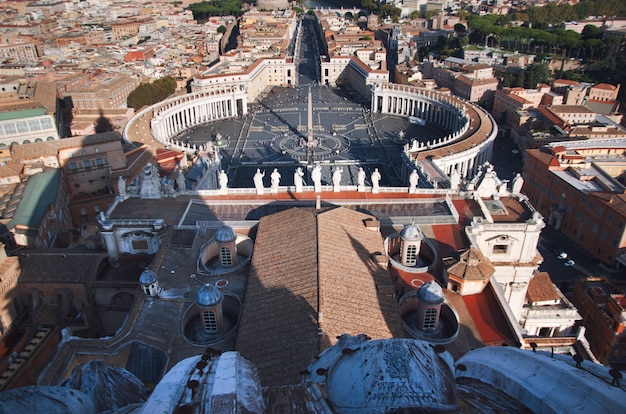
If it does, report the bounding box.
[557,252,568,260]
[564,259,575,267]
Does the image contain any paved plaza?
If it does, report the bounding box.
[176,84,449,189]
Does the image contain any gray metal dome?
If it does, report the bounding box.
[139,270,157,285]
[400,223,423,242]
[215,226,237,243]
[197,284,223,307]
[417,281,444,304]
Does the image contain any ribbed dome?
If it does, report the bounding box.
[197,284,223,307]
[139,270,157,285]
[417,281,444,304]
[400,223,423,241]
[215,226,237,243]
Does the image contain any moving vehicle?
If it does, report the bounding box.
[564,259,575,267]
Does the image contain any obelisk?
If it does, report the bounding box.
[307,86,313,146]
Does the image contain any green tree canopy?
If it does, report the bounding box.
[127,76,177,111]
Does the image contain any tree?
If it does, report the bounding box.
[409,10,422,20]
[217,25,227,35]
[127,76,177,110]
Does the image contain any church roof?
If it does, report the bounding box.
[236,207,404,387]
[447,248,494,281]
[18,250,108,283]
[527,272,560,304]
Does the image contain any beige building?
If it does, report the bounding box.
[57,71,138,112]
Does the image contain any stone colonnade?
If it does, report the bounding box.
[148,87,248,151]
[373,83,496,181]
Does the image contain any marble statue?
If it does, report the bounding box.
[311,164,322,193]
[117,176,127,198]
[357,167,366,192]
[408,169,418,194]
[371,168,381,194]
[140,162,162,199]
[270,168,281,192]
[450,168,461,191]
[332,167,343,192]
[218,170,228,193]
[511,173,524,194]
[294,167,304,193]
[176,167,186,192]
[254,169,265,195]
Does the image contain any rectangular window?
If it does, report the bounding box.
[423,308,437,330]
[132,240,149,250]
[405,245,417,265]
[203,310,217,333]
[601,229,608,240]
[492,245,508,254]
[608,214,613,222]
[16,121,28,133]
[220,246,232,266]
[592,223,598,233]
[583,216,589,225]
[567,204,573,214]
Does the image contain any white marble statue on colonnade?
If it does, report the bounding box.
[357,167,366,192]
[176,166,186,192]
[511,173,524,194]
[117,176,128,200]
[254,169,265,195]
[371,168,381,194]
[219,170,228,194]
[270,168,281,193]
[311,164,322,193]
[449,168,461,191]
[332,167,343,192]
[408,169,418,194]
[294,167,304,193]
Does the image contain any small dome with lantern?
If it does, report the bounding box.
[197,284,223,308]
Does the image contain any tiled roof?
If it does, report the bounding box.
[10,141,58,161]
[18,250,108,283]
[317,207,404,347]
[50,131,123,150]
[447,248,494,281]
[236,208,320,387]
[236,207,404,387]
[527,272,560,304]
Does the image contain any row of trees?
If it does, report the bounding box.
[526,0,626,28]
[466,14,622,61]
[186,0,253,20]
[127,76,177,111]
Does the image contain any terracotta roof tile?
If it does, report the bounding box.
[235,207,404,387]
[527,272,560,303]
[446,248,494,281]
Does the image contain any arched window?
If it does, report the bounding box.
[83,159,91,171]
[220,246,232,266]
[203,310,217,333]
[405,244,417,265]
[423,308,437,330]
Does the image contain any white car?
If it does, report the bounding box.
[564,259,575,267]
[557,252,568,260]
